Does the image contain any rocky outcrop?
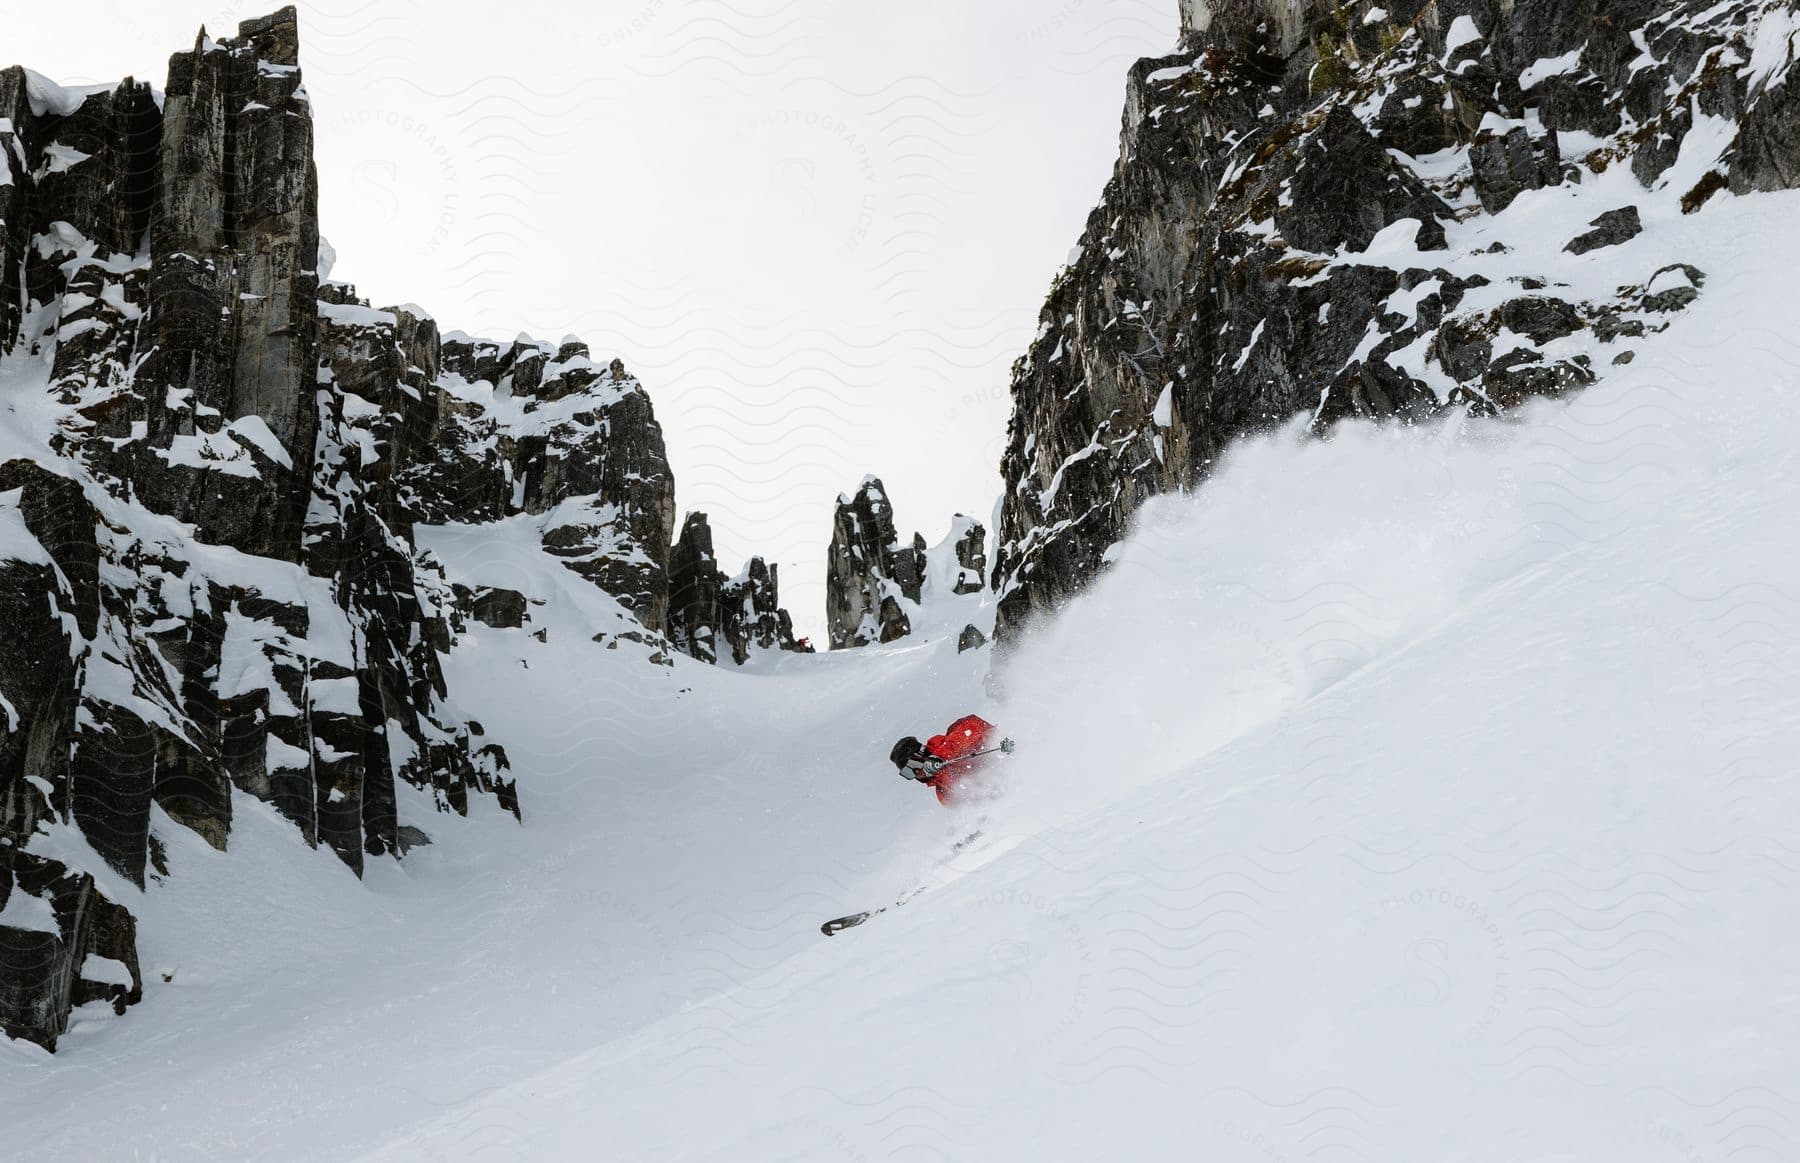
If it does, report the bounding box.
[314,298,679,635]
[0,851,143,1052]
[1469,122,1568,214]
[458,585,532,630]
[0,11,515,904]
[1,464,140,1052]
[667,513,726,663]
[1566,206,1644,255]
[667,513,801,665]
[429,333,678,631]
[824,481,993,650]
[948,516,987,596]
[720,558,801,665]
[826,478,926,649]
[0,7,781,1050]
[993,0,1800,642]
[33,11,323,563]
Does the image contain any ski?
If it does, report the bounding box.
[948,827,984,853]
[820,829,985,936]
[820,884,925,936]
[820,910,877,936]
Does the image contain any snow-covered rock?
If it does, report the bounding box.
[0,851,141,1053]
[825,478,927,649]
[0,5,783,1050]
[667,512,802,665]
[995,0,1800,642]
[825,478,994,652]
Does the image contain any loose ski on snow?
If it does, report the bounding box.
[820,912,874,936]
[820,829,984,936]
[821,887,923,936]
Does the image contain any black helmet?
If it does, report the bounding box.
[889,736,923,769]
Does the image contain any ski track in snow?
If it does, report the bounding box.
[7,176,1800,1163]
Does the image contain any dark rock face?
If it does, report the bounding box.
[826,479,926,649]
[667,513,727,663]
[0,67,159,361]
[1,467,140,1052]
[720,558,800,665]
[127,12,320,562]
[478,590,530,629]
[824,482,991,650]
[501,352,675,632]
[1284,105,1451,252]
[1643,264,1707,313]
[0,11,514,891]
[949,518,987,596]
[0,6,776,1050]
[994,0,1800,643]
[321,297,680,635]
[1470,124,1567,214]
[1566,206,1643,255]
[0,851,142,1052]
[667,513,801,665]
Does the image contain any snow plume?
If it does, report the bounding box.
[988,185,1800,867]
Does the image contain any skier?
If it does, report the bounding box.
[889,714,1014,807]
[822,716,1016,934]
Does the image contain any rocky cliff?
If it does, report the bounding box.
[0,7,792,1050]
[993,0,1800,640]
[826,478,926,648]
[825,478,992,651]
[667,512,803,665]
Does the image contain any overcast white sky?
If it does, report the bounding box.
[18,0,1180,637]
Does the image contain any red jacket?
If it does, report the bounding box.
[923,714,996,806]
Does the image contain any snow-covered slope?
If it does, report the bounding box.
[5,167,1798,1160]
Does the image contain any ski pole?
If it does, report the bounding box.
[958,740,1016,761]
[917,740,1015,776]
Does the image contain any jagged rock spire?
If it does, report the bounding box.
[948,515,987,596]
[668,512,802,665]
[824,480,992,649]
[668,513,726,663]
[826,478,925,649]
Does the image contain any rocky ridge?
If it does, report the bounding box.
[993,0,1800,640]
[0,8,797,1049]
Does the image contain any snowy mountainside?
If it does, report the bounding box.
[994,0,1800,642]
[0,7,804,1052]
[5,157,1798,1161]
[4,0,1800,1157]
